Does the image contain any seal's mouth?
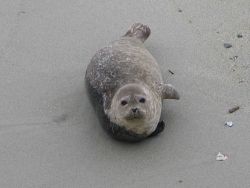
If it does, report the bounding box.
[125,111,145,120]
[125,115,143,120]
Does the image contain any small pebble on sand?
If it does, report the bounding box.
[224,43,232,48]
[228,106,240,113]
[216,152,228,161]
[225,121,234,127]
[237,34,243,38]
[168,69,174,75]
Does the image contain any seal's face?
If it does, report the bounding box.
[108,84,162,135]
[118,86,147,121]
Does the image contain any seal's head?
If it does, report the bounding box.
[107,83,162,135]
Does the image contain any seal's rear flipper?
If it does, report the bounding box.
[161,84,180,100]
[124,23,151,43]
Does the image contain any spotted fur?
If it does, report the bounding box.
[85,23,179,142]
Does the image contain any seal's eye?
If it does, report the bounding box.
[139,98,146,103]
[121,100,128,106]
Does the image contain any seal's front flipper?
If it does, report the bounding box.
[161,84,180,100]
[124,23,151,43]
[149,120,165,137]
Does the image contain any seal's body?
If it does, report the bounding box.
[85,23,179,142]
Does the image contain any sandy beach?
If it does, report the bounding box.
[0,0,249,187]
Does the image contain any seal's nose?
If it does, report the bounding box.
[132,108,138,113]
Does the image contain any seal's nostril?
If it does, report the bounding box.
[132,108,138,113]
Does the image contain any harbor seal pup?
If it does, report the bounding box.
[85,23,180,142]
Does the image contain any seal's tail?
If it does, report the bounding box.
[124,23,151,43]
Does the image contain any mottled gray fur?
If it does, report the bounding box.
[85,23,179,142]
